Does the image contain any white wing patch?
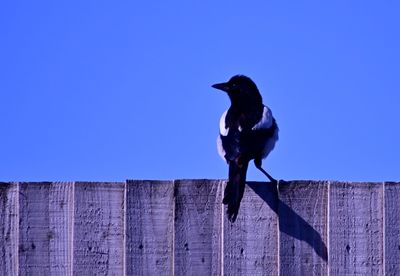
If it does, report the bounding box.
[219,110,229,136]
[252,106,273,130]
[216,135,226,161]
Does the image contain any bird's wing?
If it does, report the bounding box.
[243,106,279,160]
[217,109,240,162]
[251,106,274,130]
[219,109,229,136]
[217,106,278,161]
[241,121,278,160]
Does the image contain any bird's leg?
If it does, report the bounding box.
[254,158,277,184]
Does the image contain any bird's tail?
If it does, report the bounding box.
[223,160,248,223]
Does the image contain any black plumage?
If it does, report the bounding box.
[212,75,279,222]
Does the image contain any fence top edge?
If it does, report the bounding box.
[1,180,398,185]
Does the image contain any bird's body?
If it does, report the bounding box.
[217,105,278,162]
[212,75,278,222]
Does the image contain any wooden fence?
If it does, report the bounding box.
[0,180,399,275]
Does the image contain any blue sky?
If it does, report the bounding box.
[1,1,399,182]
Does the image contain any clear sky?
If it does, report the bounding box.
[1,1,399,182]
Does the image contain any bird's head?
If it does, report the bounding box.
[212,75,262,105]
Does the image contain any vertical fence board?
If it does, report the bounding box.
[385,182,400,275]
[49,182,74,275]
[329,182,384,275]
[0,182,18,275]
[278,180,328,275]
[126,180,174,276]
[19,182,74,275]
[223,182,279,276]
[73,182,125,276]
[174,179,223,276]
[19,182,51,275]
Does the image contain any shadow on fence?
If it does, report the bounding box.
[248,181,328,261]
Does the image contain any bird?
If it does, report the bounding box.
[212,75,279,222]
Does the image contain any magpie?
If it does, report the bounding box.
[212,75,279,222]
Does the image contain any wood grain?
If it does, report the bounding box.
[174,179,223,276]
[278,180,328,275]
[49,182,74,275]
[224,181,279,276]
[19,182,74,275]
[1,180,397,275]
[0,182,18,276]
[126,180,174,276]
[73,182,125,276]
[329,181,384,275]
[385,182,400,275]
[19,182,51,275]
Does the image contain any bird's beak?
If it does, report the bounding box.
[211,82,229,92]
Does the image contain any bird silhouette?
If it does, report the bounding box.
[212,75,279,222]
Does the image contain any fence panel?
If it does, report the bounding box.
[0,182,18,276]
[174,179,223,276]
[126,180,174,276]
[223,182,279,276]
[329,182,384,275]
[0,180,397,275]
[278,180,328,276]
[73,182,125,276]
[385,182,400,275]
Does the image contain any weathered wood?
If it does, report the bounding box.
[385,182,400,275]
[2,179,400,275]
[49,182,74,275]
[224,181,279,276]
[0,182,18,276]
[174,179,223,276]
[126,180,174,276]
[278,180,328,275]
[19,182,51,275]
[329,181,384,275]
[19,182,74,275]
[73,182,125,276]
